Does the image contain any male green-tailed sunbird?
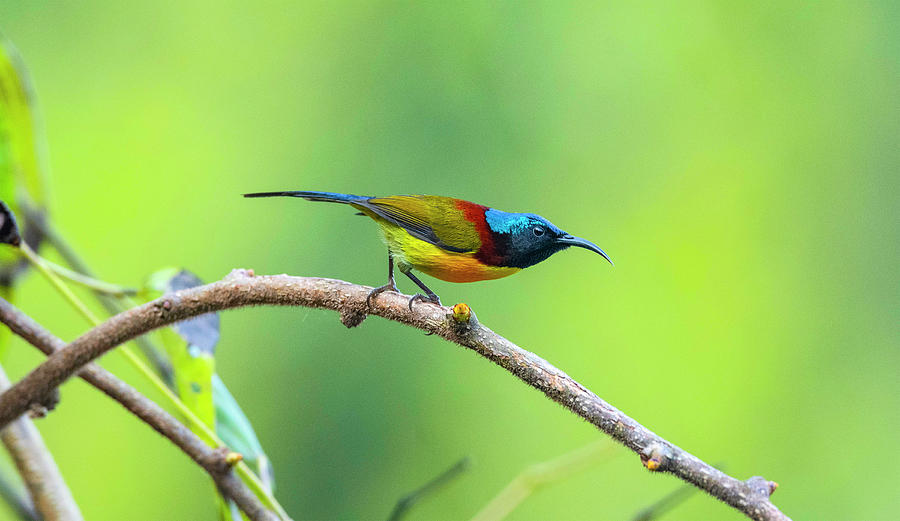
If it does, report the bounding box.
[243,191,612,308]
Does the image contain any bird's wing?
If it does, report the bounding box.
[359,195,478,253]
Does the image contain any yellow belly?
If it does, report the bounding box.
[377,222,520,283]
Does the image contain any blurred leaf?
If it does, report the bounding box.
[145,268,218,427]
[471,441,615,521]
[147,270,219,352]
[213,374,274,490]
[159,322,217,427]
[0,34,48,208]
[143,268,275,504]
[0,35,48,289]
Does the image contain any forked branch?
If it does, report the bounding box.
[0,297,279,521]
[0,270,789,521]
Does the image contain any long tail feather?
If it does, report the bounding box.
[242,191,370,203]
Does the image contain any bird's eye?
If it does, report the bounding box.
[532,226,545,237]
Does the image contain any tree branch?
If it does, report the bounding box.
[0,468,39,521]
[0,270,789,521]
[0,297,279,521]
[0,363,82,521]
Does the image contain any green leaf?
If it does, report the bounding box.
[145,269,219,428]
[142,268,276,507]
[0,35,48,287]
[0,35,48,208]
[213,375,274,490]
[164,323,216,428]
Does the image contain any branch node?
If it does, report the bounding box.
[225,451,244,467]
[339,307,367,328]
[154,298,174,315]
[226,268,255,280]
[26,388,59,419]
[641,443,669,472]
[746,476,779,498]
[26,403,48,419]
[448,302,478,334]
[613,420,628,437]
[208,446,239,474]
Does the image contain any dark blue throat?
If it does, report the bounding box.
[481,209,569,269]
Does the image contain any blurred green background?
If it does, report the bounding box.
[0,1,898,520]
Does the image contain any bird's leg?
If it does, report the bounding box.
[366,250,399,308]
[403,270,442,310]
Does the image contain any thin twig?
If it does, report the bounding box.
[0,297,281,521]
[0,363,82,521]
[470,440,615,521]
[387,457,471,521]
[39,223,173,383]
[38,256,136,297]
[0,271,790,521]
[18,242,98,324]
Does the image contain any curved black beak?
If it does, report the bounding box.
[556,234,613,266]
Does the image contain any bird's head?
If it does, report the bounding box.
[483,210,613,269]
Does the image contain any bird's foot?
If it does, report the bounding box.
[408,293,442,311]
[366,282,399,309]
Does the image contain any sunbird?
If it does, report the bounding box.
[243,191,612,308]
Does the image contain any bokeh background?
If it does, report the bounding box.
[0,2,898,520]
